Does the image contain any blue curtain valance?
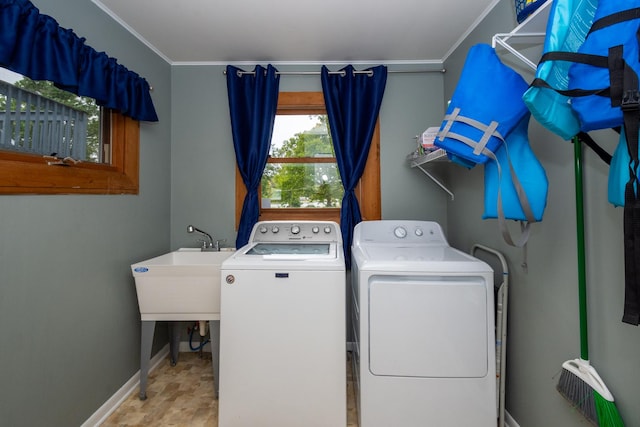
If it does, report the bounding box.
[0,0,158,122]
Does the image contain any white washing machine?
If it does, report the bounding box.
[351,220,496,427]
[219,220,346,427]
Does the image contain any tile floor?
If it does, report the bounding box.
[101,351,358,426]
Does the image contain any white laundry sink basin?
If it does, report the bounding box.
[131,248,235,321]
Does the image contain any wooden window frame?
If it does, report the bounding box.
[0,112,139,195]
[235,91,381,227]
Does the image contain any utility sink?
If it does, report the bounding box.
[131,247,235,400]
[131,248,235,321]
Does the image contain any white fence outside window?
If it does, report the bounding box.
[0,81,87,160]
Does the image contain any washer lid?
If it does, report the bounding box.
[222,241,344,269]
[244,242,338,261]
[246,243,332,256]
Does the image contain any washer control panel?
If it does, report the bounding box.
[250,221,340,243]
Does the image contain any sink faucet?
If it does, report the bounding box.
[187,225,222,251]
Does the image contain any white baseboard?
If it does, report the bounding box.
[505,410,520,427]
[81,344,170,427]
[82,342,211,427]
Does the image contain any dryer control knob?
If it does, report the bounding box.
[394,226,407,238]
[415,228,424,236]
[291,225,301,235]
[271,226,280,233]
[259,226,268,234]
[324,226,332,234]
[312,226,320,234]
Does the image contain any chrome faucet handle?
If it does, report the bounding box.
[197,239,212,249]
[214,239,227,251]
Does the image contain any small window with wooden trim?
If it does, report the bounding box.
[236,91,381,226]
[0,69,139,195]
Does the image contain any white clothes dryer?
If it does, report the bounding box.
[219,221,346,427]
[351,220,496,427]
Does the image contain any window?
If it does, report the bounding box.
[0,70,139,195]
[235,91,381,226]
[264,114,342,209]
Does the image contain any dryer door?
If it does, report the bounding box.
[368,274,489,378]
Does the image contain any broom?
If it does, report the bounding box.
[556,137,624,426]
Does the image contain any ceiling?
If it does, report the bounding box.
[91,0,500,65]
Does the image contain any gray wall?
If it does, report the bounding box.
[0,15,446,425]
[170,63,448,251]
[0,1,172,425]
[443,0,639,425]
[4,1,636,426]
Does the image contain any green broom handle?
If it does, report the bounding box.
[573,137,589,360]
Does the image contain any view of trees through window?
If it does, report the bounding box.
[262,115,343,209]
[0,69,103,162]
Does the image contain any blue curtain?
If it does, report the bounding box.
[227,64,280,248]
[321,65,387,265]
[0,0,158,121]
